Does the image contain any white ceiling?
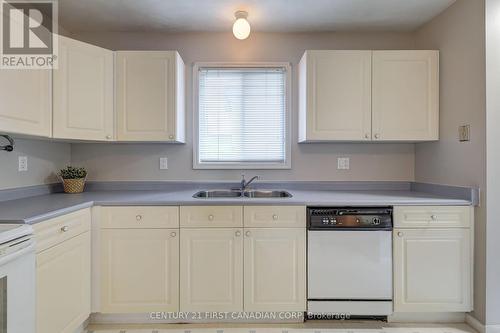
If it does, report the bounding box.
[58,0,456,33]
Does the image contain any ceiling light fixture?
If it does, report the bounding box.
[232,11,251,40]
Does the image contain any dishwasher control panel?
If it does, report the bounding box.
[307,207,393,230]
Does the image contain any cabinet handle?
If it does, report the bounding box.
[208,214,214,221]
[235,231,241,237]
[136,215,142,221]
[431,215,437,220]
[397,232,403,237]
[60,226,69,232]
[245,231,251,237]
[374,134,380,139]
[272,214,278,220]
[170,231,177,238]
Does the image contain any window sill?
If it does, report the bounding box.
[193,162,291,170]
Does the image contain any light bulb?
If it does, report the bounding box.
[233,11,251,40]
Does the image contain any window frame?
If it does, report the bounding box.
[193,62,292,170]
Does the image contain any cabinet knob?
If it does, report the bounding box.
[272,214,278,220]
[136,215,142,221]
[365,134,370,139]
[60,226,69,232]
[374,134,380,139]
[168,135,174,140]
[235,231,241,237]
[397,232,403,237]
[431,215,437,220]
[245,231,251,237]
[106,135,112,139]
[208,214,214,221]
[170,231,177,237]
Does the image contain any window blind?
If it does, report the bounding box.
[198,67,287,164]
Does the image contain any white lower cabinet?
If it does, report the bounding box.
[100,228,179,313]
[393,206,473,313]
[36,231,91,333]
[244,228,306,312]
[96,206,306,316]
[180,228,243,312]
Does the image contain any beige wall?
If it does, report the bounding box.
[414,0,487,323]
[0,138,71,190]
[70,31,416,182]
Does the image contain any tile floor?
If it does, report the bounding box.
[86,321,477,333]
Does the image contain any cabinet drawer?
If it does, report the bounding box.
[33,208,91,253]
[180,206,243,227]
[244,206,306,228]
[394,206,472,228]
[101,206,179,229]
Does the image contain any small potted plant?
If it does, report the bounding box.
[59,166,87,194]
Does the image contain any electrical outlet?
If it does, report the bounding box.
[459,125,470,142]
[159,157,168,170]
[337,157,350,170]
[18,156,27,171]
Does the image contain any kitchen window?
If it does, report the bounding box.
[194,63,291,169]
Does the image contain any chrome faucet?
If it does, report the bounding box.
[240,174,259,192]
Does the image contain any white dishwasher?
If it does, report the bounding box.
[307,207,393,317]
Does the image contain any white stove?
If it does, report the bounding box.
[0,224,35,333]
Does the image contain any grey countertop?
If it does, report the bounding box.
[0,188,472,224]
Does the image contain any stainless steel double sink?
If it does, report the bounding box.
[193,189,292,199]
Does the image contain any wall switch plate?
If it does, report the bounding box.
[337,157,350,170]
[459,125,471,142]
[159,157,168,170]
[18,156,27,171]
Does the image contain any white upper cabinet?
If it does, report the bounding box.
[115,51,185,142]
[299,50,372,142]
[0,68,51,137]
[53,36,114,141]
[372,50,439,141]
[299,50,439,142]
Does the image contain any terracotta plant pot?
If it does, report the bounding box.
[62,178,86,194]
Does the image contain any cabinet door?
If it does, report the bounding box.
[0,69,51,137]
[299,50,372,141]
[244,228,306,312]
[100,228,179,313]
[116,51,184,142]
[53,36,114,141]
[393,228,472,312]
[372,51,439,141]
[180,228,243,312]
[36,232,90,333]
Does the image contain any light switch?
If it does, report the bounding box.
[459,125,470,142]
[159,157,168,170]
[18,156,27,171]
[337,157,350,170]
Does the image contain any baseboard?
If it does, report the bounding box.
[90,312,304,324]
[74,318,89,333]
[466,314,500,333]
[388,312,466,323]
